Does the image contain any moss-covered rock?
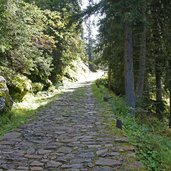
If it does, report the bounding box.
[0,66,32,102]
[9,75,32,102]
[0,76,13,114]
[32,82,44,93]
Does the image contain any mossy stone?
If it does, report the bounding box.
[0,66,32,102]
[32,82,44,93]
[9,75,32,102]
[0,76,13,114]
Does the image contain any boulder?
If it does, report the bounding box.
[32,82,44,93]
[0,66,32,102]
[0,97,6,112]
[0,76,13,114]
[9,75,32,102]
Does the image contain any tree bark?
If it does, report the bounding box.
[87,18,94,71]
[136,27,146,105]
[124,21,135,110]
[136,6,146,106]
[169,88,171,128]
[169,60,171,128]
[155,58,163,120]
[108,62,112,90]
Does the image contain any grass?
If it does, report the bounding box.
[0,88,62,137]
[0,109,34,137]
[92,85,125,137]
[92,82,171,171]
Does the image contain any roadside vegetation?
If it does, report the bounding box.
[0,0,89,135]
[0,87,63,137]
[92,77,171,171]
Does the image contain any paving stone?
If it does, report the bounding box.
[0,141,16,145]
[61,164,83,169]
[114,146,135,152]
[87,145,101,148]
[96,149,108,156]
[95,158,121,166]
[109,152,120,156]
[46,161,62,168]
[105,144,113,148]
[79,152,94,158]
[87,163,94,168]
[70,158,85,163]
[17,166,29,170]
[30,161,44,166]
[26,147,35,154]
[114,137,128,143]
[57,147,72,153]
[2,132,21,140]
[56,157,67,162]
[30,167,43,171]
[94,167,113,171]
[24,154,42,159]
[38,149,52,155]
[44,145,57,150]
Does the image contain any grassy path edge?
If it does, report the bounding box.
[91,82,171,171]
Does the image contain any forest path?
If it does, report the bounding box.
[0,72,143,171]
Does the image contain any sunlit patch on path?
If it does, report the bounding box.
[0,71,143,171]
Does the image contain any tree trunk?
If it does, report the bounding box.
[124,21,135,110]
[87,18,94,71]
[108,63,112,90]
[169,60,171,128]
[136,27,146,105]
[169,88,171,128]
[136,6,146,106]
[155,58,163,120]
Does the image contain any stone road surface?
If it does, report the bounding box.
[0,80,144,171]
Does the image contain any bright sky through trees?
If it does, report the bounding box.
[81,0,100,39]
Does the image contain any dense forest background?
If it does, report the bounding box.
[91,1,171,170]
[92,0,171,125]
[0,0,171,170]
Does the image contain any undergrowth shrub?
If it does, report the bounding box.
[92,81,171,171]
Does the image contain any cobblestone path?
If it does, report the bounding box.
[0,81,144,171]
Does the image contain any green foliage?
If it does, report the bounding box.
[25,0,87,84]
[92,81,171,171]
[0,0,87,105]
[9,75,32,102]
[0,0,85,79]
[95,1,126,95]
[32,82,44,93]
[93,0,171,122]
[96,77,108,88]
[0,0,55,86]
[0,109,33,136]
